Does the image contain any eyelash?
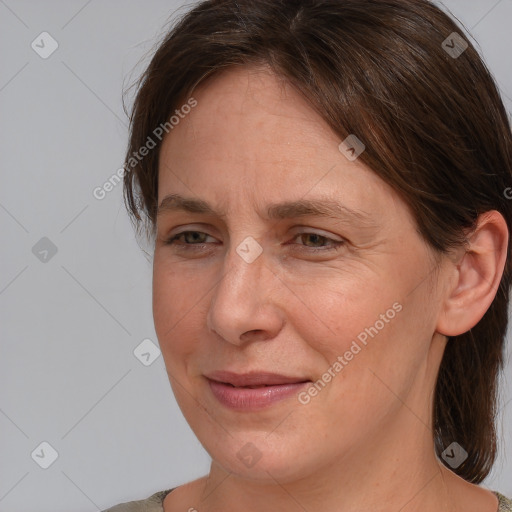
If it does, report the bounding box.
[163,230,344,253]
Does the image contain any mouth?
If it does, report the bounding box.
[205,370,311,387]
[204,370,312,410]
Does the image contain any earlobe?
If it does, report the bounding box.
[436,210,509,337]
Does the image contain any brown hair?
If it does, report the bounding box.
[122,0,512,483]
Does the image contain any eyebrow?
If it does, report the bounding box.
[157,193,377,227]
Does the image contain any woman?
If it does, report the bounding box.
[104,0,512,510]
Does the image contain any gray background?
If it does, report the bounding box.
[0,1,511,510]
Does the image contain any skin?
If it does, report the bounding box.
[152,65,508,512]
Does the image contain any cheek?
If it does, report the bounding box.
[152,248,428,376]
[280,269,401,357]
[152,259,206,368]
[286,272,428,410]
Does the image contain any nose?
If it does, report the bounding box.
[206,241,285,346]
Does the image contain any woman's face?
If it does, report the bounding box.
[153,65,449,482]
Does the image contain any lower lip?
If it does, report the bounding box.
[207,379,310,410]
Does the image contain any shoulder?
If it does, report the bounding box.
[496,491,512,512]
[101,489,174,512]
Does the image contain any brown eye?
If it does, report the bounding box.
[292,232,344,251]
[299,233,329,247]
[165,231,215,246]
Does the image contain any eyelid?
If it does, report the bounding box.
[166,223,219,238]
[289,227,344,242]
[166,229,217,244]
[164,229,346,255]
[167,226,343,242]
[288,232,346,251]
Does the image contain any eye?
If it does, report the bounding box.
[290,232,345,252]
[163,230,345,254]
[164,230,217,247]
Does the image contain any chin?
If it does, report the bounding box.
[218,448,305,482]
[200,426,322,483]
[172,380,341,483]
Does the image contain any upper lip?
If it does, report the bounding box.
[205,370,310,387]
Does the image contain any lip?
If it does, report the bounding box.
[205,371,311,410]
[205,370,310,387]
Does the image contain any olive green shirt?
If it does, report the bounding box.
[102,489,512,511]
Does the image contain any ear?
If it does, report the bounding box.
[436,210,509,337]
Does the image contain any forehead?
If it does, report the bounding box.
[193,64,306,115]
[163,65,341,159]
[156,65,409,232]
